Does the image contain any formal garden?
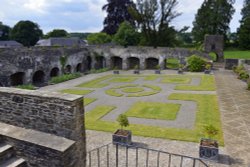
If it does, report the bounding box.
[60,74,224,145]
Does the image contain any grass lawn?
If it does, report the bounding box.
[77,75,111,88]
[144,75,159,81]
[125,101,180,120]
[122,87,144,93]
[175,75,216,91]
[166,58,179,69]
[108,77,138,83]
[105,89,123,97]
[85,93,224,145]
[224,50,250,59]
[61,89,93,95]
[161,76,191,84]
[84,98,97,106]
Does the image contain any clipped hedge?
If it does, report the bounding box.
[49,73,81,84]
[187,55,206,72]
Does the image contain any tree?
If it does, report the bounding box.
[131,0,180,47]
[0,22,11,40]
[238,0,250,49]
[113,21,140,46]
[87,33,112,44]
[192,0,235,43]
[117,114,129,129]
[45,29,68,38]
[10,20,43,47]
[102,0,136,35]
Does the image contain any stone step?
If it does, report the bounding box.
[0,143,14,162]
[0,157,26,167]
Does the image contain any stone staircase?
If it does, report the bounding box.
[0,142,26,167]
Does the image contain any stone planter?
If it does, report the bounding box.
[134,70,140,74]
[199,138,219,161]
[112,129,132,145]
[204,70,211,74]
[178,69,183,74]
[113,70,119,74]
[155,70,161,74]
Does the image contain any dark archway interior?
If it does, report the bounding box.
[32,70,45,86]
[111,56,123,69]
[128,57,140,69]
[76,63,82,72]
[50,67,59,77]
[65,65,72,74]
[95,56,105,69]
[145,58,159,69]
[10,72,25,86]
[0,82,3,87]
[86,56,92,71]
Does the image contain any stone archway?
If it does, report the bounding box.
[76,63,82,72]
[32,70,45,86]
[204,35,224,62]
[65,65,72,74]
[111,56,123,69]
[127,57,140,69]
[50,67,59,77]
[10,72,25,86]
[145,58,159,69]
[95,56,105,69]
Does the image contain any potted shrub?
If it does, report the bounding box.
[204,64,212,74]
[155,65,161,74]
[133,65,140,74]
[178,64,184,74]
[199,125,219,161]
[112,114,132,145]
[113,66,119,74]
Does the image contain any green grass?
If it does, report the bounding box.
[114,84,138,88]
[122,87,144,93]
[108,77,138,83]
[84,98,97,106]
[16,84,36,90]
[85,93,224,145]
[175,75,216,91]
[224,50,250,59]
[161,76,191,84]
[49,73,81,84]
[144,75,159,81]
[126,91,159,97]
[77,75,111,88]
[166,58,179,69]
[61,89,93,95]
[143,84,162,91]
[105,89,123,97]
[125,102,180,120]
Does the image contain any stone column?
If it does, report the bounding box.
[122,57,129,70]
[140,58,145,70]
[106,57,112,69]
[159,56,166,70]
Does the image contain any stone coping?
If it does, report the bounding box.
[0,87,83,101]
[0,122,75,152]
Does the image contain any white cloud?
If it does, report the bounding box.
[23,0,48,13]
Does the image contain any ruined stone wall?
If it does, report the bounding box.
[0,88,86,167]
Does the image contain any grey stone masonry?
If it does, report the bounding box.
[0,88,86,167]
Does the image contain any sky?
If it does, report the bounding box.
[0,0,244,34]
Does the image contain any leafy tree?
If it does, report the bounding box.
[87,32,112,44]
[45,29,68,38]
[10,20,43,47]
[102,0,136,35]
[113,21,140,46]
[131,0,180,47]
[238,0,250,49]
[187,55,206,72]
[117,114,129,129]
[192,0,235,43]
[0,22,11,40]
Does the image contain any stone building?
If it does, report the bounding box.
[204,35,224,62]
[0,40,23,48]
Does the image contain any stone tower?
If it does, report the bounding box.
[204,35,224,62]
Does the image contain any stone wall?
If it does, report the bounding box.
[204,35,224,62]
[0,88,86,167]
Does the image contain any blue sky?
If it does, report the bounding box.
[0,0,244,33]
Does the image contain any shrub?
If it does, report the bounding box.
[117,114,129,129]
[90,68,109,73]
[187,55,206,72]
[203,125,219,139]
[238,71,249,80]
[49,73,81,84]
[16,84,35,90]
[234,65,245,74]
[247,81,250,90]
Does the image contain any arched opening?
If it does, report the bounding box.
[65,65,72,74]
[128,57,140,69]
[145,58,159,69]
[32,70,45,86]
[76,63,82,72]
[111,56,123,69]
[0,82,3,87]
[95,56,105,69]
[50,67,59,77]
[86,56,92,71]
[209,52,218,62]
[10,72,25,86]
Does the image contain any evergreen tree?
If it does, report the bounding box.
[192,0,235,43]
[0,22,11,40]
[102,0,136,35]
[238,0,250,49]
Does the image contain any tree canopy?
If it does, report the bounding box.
[45,29,68,38]
[0,22,11,40]
[102,0,136,35]
[87,32,112,45]
[192,0,235,43]
[10,20,43,47]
